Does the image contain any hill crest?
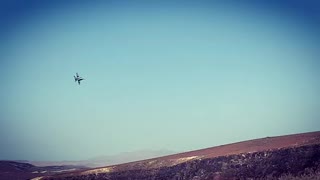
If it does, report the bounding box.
[43,131,320,179]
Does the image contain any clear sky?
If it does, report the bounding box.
[0,0,319,161]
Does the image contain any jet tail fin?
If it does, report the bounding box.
[74,76,77,82]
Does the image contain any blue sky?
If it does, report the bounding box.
[0,0,320,161]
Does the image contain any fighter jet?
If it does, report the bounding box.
[74,73,84,85]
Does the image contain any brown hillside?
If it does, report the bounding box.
[42,131,320,179]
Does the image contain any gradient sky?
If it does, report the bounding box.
[0,0,319,161]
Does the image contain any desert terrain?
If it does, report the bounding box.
[37,131,320,180]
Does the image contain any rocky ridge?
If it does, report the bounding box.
[41,131,320,180]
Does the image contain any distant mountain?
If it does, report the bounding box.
[30,149,176,168]
[0,161,87,180]
[41,131,320,180]
[88,149,177,166]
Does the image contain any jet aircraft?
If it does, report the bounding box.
[74,73,84,85]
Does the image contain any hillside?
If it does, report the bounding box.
[0,161,87,180]
[40,131,320,179]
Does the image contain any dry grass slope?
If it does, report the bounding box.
[41,131,320,180]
